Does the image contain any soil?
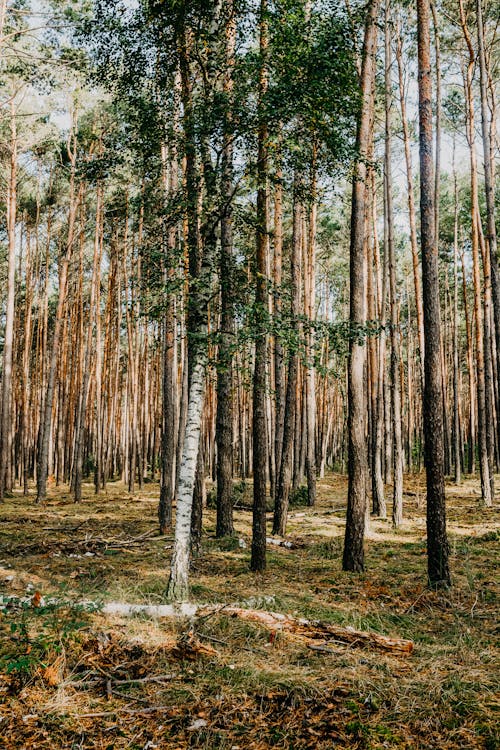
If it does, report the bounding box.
[0,474,498,749]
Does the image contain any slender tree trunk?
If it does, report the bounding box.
[216,0,236,537]
[273,145,285,500]
[476,0,500,469]
[452,143,461,484]
[371,169,387,517]
[72,180,103,502]
[273,177,302,536]
[191,441,205,557]
[305,149,317,507]
[343,0,379,573]
[0,100,17,500]
[396,23,425,388]
[37,124,80,504]
[416,0,451,586]
[461,248,476,474]
[166,17,214,599]
[167,357,206,600]
[459,0,492,506]
[385,5,403,527]
[159,136,179,534]
[251,0,269,571]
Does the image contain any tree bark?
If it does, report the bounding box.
[251,0,269,572]
[0,99,17,500]
[416,0,451,586]
[476,0,500,471]
[385,5,403,527]
[273,177,302,536]
[37,122,80,504]
[343,0,379,573]
[216,0,236,538]
[459,0,493,506]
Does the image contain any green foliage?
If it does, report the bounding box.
[0,600,96,680]
[289,484,308,507]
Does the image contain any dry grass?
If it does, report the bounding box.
[0,474,498,749]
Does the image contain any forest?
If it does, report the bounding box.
[0,0,498,747]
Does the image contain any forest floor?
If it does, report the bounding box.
[0,474,498,749]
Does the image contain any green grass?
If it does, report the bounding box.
[0,476,498,749]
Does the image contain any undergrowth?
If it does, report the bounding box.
[0,474,498,749]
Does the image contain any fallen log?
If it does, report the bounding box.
[266,537,295,549]
[202,606,414,655]
[0,595,413,654]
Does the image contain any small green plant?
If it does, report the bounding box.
[0,600,94,680]
[289,484,309,507]
[206,487,217,508]
[311,539,341,559]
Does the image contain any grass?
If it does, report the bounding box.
[0,473,498,748]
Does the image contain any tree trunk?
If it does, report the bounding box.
[396,23,425,389]
[385,5,403,527]
[452,143,461,484]
[37,124,80,504]
[216,0,236,538]
[416,0,451,586]
[459,0,492,506]
[273,177,302,536]
[251,0,269,572]
[343,0,379,573]
[305,150,317,508]
[476,0,500,472]
[0,100,17,500]
[167,358,206,601]
[371,168,387,518]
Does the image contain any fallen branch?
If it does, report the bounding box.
[0,595,414,654]
[76,704,172,718]
[196,606,414,655]
[112,674,176,686]
[307,643,342,655]
[266,537,295,549]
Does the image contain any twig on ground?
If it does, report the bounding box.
[111,688,151,705]
[76,704,173,718]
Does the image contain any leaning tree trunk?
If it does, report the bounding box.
[416,0,451,586]
[343,0,379,573]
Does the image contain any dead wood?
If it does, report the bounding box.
[197,606,414,654]
[172,630,219,660]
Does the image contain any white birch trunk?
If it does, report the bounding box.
[167,355,206,601]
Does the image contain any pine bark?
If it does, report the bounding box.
[459,0,493,506]
[273,178,302,536]
[216,0,236,538]
[385,9,403,527]
[343,0,379,573]
[251,0,269,572]
[0,101,17,500]
[36,125,80,504]
[416,0,451,586]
